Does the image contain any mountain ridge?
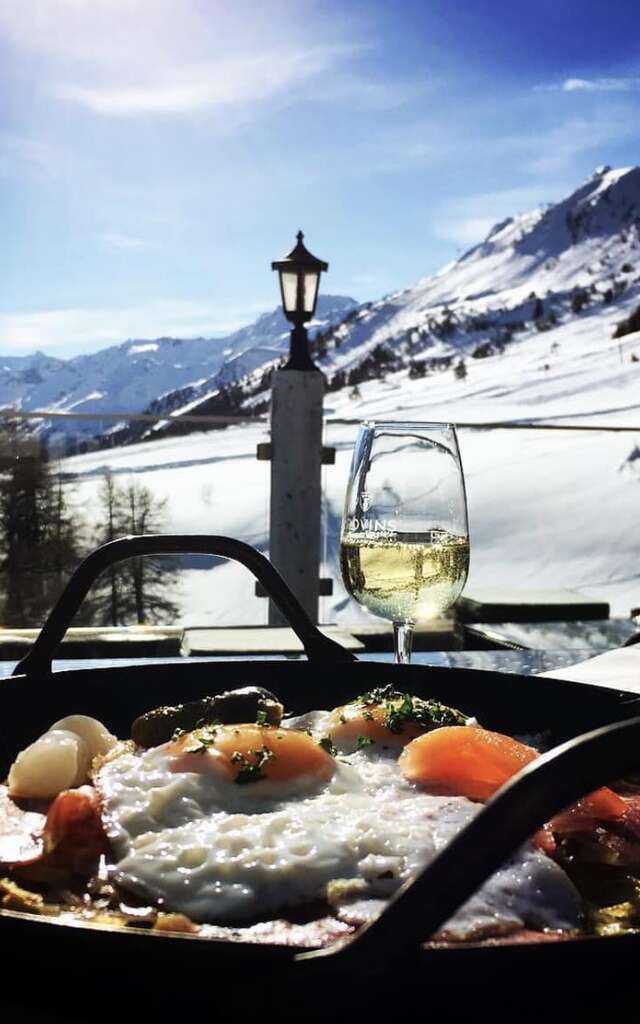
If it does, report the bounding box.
[4,164,640,446]
[81,164,640,445]
[315,164,640,378]
[0,294,356,442]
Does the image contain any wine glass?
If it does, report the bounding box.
[340,421,469,664]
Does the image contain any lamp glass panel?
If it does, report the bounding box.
[303,271,320,315]
[280,272,299,315]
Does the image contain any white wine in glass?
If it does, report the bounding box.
[340,421,469,664]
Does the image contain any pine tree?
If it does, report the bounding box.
[91,474,180,625]
[92,472,126,625]
[0,431,83,626]
[613,304,640,339]
[122,480,180,624]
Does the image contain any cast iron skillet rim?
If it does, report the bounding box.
[1,897,639,961]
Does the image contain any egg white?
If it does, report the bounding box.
[96,727,582,937]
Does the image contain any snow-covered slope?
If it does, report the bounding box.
[308,165,640,381]
[143,165,640,437]
[0,295,356,436]
[57,166,640,625]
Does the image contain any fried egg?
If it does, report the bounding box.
[95,716,582,939]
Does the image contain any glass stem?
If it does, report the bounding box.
[393,622,414,665]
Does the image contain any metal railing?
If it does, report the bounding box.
[0,407,636,632]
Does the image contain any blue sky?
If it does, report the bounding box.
[1,0,639,357]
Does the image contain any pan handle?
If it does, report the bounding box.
[299,713,640,966]
[12,534,356,676]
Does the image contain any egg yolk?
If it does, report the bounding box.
[399,725,538,800]
[399,725,628,826]
[328,700,426,752]
[167,724,336,784]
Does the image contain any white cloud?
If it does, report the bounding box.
[562,77,640,93]
[0,0,209,66]
[431,185,567,248]
[52,44,360,117]
[433,217,499,247]
[535,76,640,94]
[468,102,640,179]
[0,1,384,120]
[0,300,272,357]
[527,110,640,175]
[98,232,153,250]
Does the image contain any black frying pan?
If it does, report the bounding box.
[1,535,640,1023]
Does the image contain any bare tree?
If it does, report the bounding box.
[92,473,180,625]
[92,472,127,625]
[122,480,180,624]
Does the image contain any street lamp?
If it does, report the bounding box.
[272,231,328,370]
[262,230,330,625]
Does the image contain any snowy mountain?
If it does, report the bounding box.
[0,294,356,442]
[48,166,640,625]
[142,165,640,435]
[7,165,640,448]
[312,164,640,382]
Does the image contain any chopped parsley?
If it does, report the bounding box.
[230,746,275,785]
[195,715,221,730]
[318,736,338,757]
[356,734,374,750]
[255,710,268,726]
[354,686,467,734]
[384,693,414,734]
[175,723,220,753]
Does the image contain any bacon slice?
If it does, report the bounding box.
[399,726,628,834]
[0,785,45,865]
[43,786,109,875]
[552,788,627,834]
[8,786,110,886]
[619,793,640,839]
